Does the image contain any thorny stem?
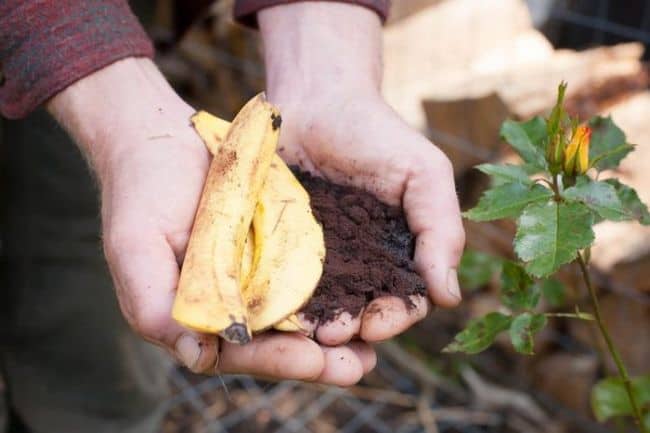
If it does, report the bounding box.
[576,252,647,433]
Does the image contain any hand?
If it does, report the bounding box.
[259,3,465,345]
[47,57,376,385]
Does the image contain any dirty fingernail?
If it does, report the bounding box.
[447,268,462,300]
[176,334,201,369]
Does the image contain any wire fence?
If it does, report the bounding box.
[161,1,650,432]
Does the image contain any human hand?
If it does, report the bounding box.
[46,57,375,385]
[259,3,465,345]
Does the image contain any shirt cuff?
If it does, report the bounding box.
[0,0,154,119]
[234,0,390,27]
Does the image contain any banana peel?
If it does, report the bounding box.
[173,100,323,342]
[245,159,324,331]
[172,93,280,344]
[273,314,307,333]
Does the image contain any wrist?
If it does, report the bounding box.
[259,2,383,108]
[47,57,195,177]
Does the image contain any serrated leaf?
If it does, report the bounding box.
[589,144,635,170]
[564,176,627,221]
[443,312,512,355]
[538,278,565,307]
[514,201,595,277]
[500,117,548,169]
[464,183,553,222]
[588,116,633,170]
[500,261,539,310]
[604,179,650,225]
[591,375,650,422]
[459,250,503,291]
[509,313,547,355]
[476,163,533,186]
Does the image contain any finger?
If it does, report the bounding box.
[315,346,365,387]
[403,150,465,307]
[219,333,325,381]
[360,296,428,342]
[346,341,377,374]
[315,312,362,346]
[104,229,218,373]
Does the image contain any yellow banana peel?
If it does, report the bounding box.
[173,100,324,342]
[172,93,280,344]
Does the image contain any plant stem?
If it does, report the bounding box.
[576,252,647,433]
[551,174,561,198]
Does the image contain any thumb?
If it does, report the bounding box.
[403,148,465,307]
[104,227,219,373]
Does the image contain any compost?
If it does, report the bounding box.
[294,169,427,324]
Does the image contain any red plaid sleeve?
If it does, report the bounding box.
[0,0,154,119]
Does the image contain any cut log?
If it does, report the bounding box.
[383,0,538,131]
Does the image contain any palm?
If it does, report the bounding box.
[101,118,376,385]
[275,96,464,345]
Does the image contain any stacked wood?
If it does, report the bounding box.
[382,0,647,175]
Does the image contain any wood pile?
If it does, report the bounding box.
[383,0,647,174]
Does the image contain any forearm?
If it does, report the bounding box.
[258,2,383,105]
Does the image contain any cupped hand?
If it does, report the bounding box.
[260,2,466,346]
[272,93,465,346]
[47,57,375,386]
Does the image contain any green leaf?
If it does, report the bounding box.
[476,163,533,186]
[509,313,547,355]
[458,250,503,291]
[500,261,539,310]
[564,176,627,221]
[500,117,548,169]
[604,179,650,225]
[514,201,595,277]
[589,144,635,171]
[591,375,650,422]
[464,183,553,222]
[538,278,566,307]
[443,312,512,355]
[588,116,633,170]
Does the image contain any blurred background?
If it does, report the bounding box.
[145,1,650,432]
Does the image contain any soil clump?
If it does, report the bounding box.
[293,169,426,325]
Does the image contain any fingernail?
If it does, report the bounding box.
[447,268,462,300]
[175,334,201,369]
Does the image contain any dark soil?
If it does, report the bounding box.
[292,169,426,325]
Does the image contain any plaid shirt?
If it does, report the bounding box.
[0,0,389,119]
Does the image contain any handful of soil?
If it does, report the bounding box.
[293,169,427,325]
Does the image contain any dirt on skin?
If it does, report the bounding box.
[292,169,427,325]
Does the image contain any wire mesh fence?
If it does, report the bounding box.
[160,1,650,432]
